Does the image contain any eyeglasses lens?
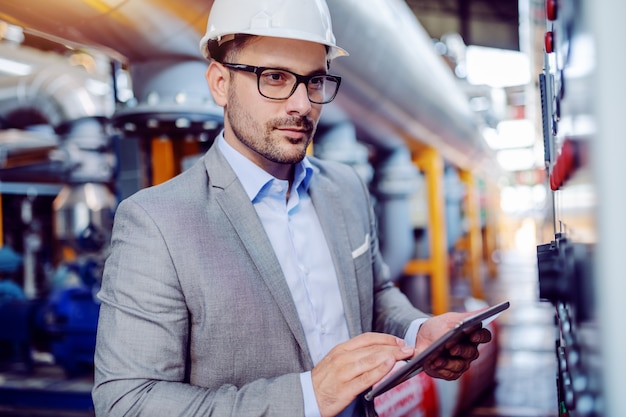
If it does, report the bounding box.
[258,69,338,104]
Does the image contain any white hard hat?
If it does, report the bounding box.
[199,0,348,61]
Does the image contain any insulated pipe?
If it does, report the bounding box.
[0,0,498,175]
[0,71,107,128]
[371,148,421,282]
[317,109,422,284]
[0,41,112,127]
[327,0,495,176]
[0,0,210,62]
[315,111,418,282]
[314,120,373,185]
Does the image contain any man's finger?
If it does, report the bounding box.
[340,332,408,352]
[469,328,492,344]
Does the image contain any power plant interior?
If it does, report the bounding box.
[0,0,624,416]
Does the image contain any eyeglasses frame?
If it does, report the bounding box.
[221,62,342,104]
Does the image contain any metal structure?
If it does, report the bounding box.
[0,1,505,415]
[537,0,626,416]
[0,0,494,171]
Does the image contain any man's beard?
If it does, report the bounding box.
[226,89,317,165]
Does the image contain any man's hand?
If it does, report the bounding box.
[416,310,492,381]
[311,333,415,417]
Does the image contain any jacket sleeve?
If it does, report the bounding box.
[92,197,305,417]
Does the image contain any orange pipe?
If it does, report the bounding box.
[151,136,176,185]
[459,170,484,300]
[483,182,500,279]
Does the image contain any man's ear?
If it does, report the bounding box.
[206,62,229,107]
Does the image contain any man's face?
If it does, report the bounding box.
[220,36,328,179]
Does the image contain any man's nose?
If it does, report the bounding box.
[286,82,313,115]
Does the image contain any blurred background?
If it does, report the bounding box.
[0,0,623,416]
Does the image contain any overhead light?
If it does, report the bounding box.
[466,46,531,88]
[496,148,537,171]
[494,119,537,149]
[0,57,33,76]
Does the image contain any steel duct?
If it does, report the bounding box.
[0,0,495,174]
[0,42,113,128]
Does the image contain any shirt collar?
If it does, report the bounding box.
[217,132,314,202]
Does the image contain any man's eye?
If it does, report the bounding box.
[262,71,288,84]
[309,77,324,88]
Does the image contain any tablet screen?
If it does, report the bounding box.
[365,300,510,401]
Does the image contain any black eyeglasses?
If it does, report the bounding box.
[221,63,341,104]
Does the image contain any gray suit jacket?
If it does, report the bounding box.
[93,143,427,416]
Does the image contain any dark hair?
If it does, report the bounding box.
[208,34,255,63]
[209,34,331,69]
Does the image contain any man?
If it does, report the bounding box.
[92,1,492,416]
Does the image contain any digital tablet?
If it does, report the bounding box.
[364,300,510,401]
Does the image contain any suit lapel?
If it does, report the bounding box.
[203,146,313,367]
[308,170,363,338]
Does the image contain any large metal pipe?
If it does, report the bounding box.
[315,111,419,282]
[0,0,210,63]
[0,41,113,127]
[0,0,496,174]
[327,0,494,174]
[371,147,421,281]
